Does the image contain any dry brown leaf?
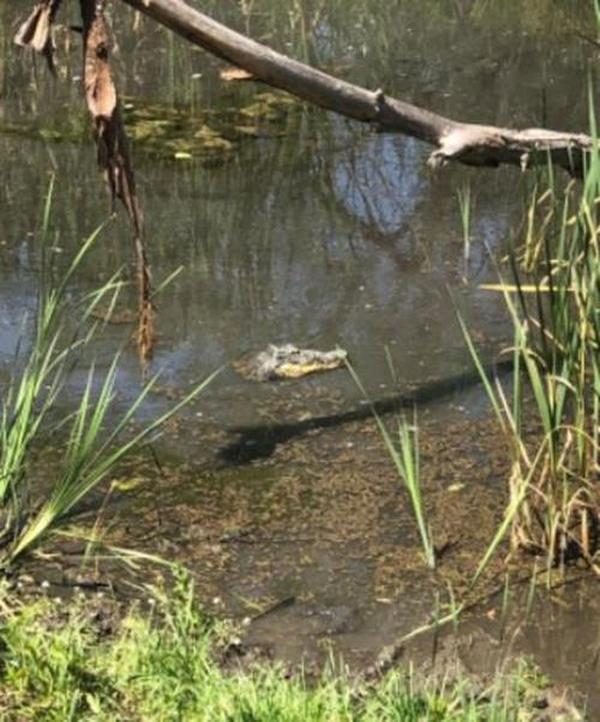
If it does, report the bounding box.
[84,18,117,119]
[81,1,155,368]
[14,0,63,72]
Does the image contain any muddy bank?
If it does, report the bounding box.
[6,365,596,714]
[0,579,586,720]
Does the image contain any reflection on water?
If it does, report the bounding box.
[1,0,599,711]
[0,1,594,416]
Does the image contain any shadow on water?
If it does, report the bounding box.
[219,358,513,464]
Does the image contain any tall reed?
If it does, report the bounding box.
[348,363,435,569]
[457,181,472,272]
[0,186,216,566]
[463,127,600,574]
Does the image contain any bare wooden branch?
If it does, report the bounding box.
[120,0,592,177]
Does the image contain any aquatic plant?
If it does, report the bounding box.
[457,181,472,273]
[0,184,216,567]
[348,364,436,570]
[391,412,436,570]
[463,108,600,576]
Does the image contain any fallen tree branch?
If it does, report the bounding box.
[120,0,592,177]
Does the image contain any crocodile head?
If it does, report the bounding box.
[235,343,348,381]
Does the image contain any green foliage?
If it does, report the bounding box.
[0,575,554,721]
[461,118,600,574]
[457,183,472,276]
[348,364,436,570]
[0,184,217,567]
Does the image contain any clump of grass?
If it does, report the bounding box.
[393,411,436,570]
[0,183,216,567]
[0,573,568,721]
[462,122,600,575]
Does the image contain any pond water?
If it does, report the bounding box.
[1,0,599,712]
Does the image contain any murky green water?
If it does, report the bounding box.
[2,0,599,711]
